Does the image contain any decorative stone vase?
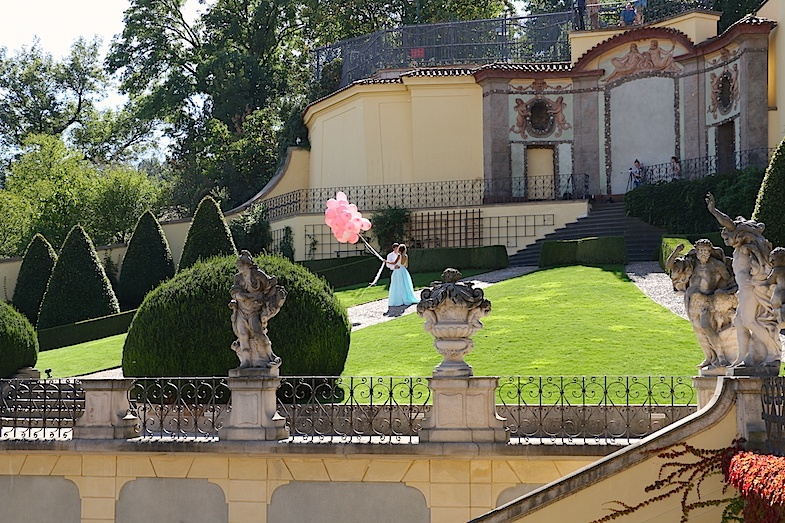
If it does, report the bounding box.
[416,268,491,377]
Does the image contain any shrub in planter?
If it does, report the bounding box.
[37,225,120,329]
[0,301,38,378]
[12,234,57,325]
[179,195,237,270]
[123,254,350,377]
[117,211,176,310]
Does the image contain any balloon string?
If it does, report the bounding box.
[359,235,387,287]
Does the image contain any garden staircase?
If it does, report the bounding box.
[507,201,665,267]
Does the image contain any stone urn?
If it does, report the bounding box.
[416,268,491,377]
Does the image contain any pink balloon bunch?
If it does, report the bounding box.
[324,192,372,244]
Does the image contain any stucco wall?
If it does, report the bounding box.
[0,450,596,523]
[759,0,785,148]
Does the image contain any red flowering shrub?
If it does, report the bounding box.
[728,451,785,523]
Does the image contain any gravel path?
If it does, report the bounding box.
[81,263,679,379]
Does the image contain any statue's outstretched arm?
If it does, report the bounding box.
[705,192,735,231]
[665,243,684,271]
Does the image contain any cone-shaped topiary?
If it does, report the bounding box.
[179,196,237,270]
[117,211,176,310]
[12,234,57,325]
[753,138,785,248]
[122,254,350,377]
[0,301,38,378]
[37,225,120,329]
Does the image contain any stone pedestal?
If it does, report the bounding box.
[73,378,140,439]
[223,367,288,441]
[692,376,721,410]
[419,377,507,443]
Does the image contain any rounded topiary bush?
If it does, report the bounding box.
[12,233,57,326]
[179,196,237,270]
[753,138,785,248]
[38,225,120,329]
[0,301,38,378]
[117,211,176,310]
[122,254,350,377]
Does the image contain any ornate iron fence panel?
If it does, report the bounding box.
[260,174,587,224]
[128,378,231,440]
[278,376,431,443]
[762,377,785,456]
[0,379,84,441]
[497,376,696,444]
[636,147,774,187]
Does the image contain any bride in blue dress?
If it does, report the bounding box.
[388,244,419,307]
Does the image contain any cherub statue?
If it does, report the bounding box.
[229,250,287,369]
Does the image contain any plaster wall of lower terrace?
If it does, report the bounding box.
[0,376,765,523]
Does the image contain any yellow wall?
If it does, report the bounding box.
[759,0,785,147]
[305,76,483,189]
[0,451,596,523]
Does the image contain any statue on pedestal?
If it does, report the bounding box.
[705,193,782,373]
[416,268,491,377]
[229,250,287,370]
[666,239,738,373]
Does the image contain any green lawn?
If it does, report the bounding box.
[344,265,701,377]
[36,265,701,379]
[334,269,485,308]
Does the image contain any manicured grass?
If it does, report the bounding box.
[36,333,126,378]
[333,269,486,308]
[33,266,701,379]
[344,265,701,377]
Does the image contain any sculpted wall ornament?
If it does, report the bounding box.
[604,40,681,83]
[416,268,491,377]
[705,193,782,375]
[707,63,739,119]
[229,250,287,370]
[510,95,572,139]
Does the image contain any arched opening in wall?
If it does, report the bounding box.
[526,146,555,200]
[716,120,736,174]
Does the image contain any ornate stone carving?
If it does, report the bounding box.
[416,268,491,377]
[510,95,571,139]
[229,250,287,371]
[708,64,739,119]
[604,40,681,83]
[666,239,739,375]
[706,193,782,376]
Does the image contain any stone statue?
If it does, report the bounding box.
[416,268,491,377]
[706,193,781,373]
[666,239,738,372]
[229,250,287,370]
[764,247,785,329]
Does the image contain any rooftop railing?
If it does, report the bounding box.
[312,1,715,86]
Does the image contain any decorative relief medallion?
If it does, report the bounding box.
[708,62,739,119]
[510,95,571,139]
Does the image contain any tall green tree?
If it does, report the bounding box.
[179,195,237,270]
[753,138,785,249]
[0,38,106,158]
[12,234,57,326]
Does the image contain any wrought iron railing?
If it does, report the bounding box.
[312,1,715,86]
[277,376,432,443]
[497,376,696,444]
[262,174,589,222]
[128,378,231,440]
[762,377,785,456]
[629,148,774,190]
[0,378,84,441]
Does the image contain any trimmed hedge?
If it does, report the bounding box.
[37,225,120,329]
[37,310,136,351]
[12,234,57,326]
[625,166,765,234]
[179,196,237,270]
[117,211,176,310]
[0,301,38,378]
[753,138,785,248]
[539,236,627,267]
[123,254,350,377]
[301,256,381,289]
